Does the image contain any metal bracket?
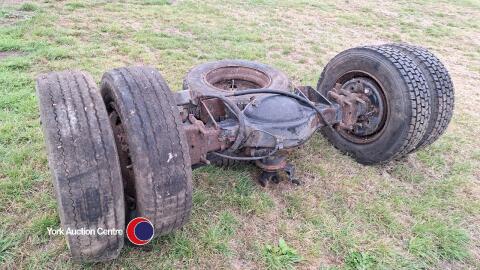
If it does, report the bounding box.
[256,155,301,186]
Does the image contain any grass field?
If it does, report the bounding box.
[1,0,479,269]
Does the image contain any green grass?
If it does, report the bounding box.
[18,3,39,12]
[263,238,302,270]
[0,228,17,264]
[408,221,470,263]
[142,0,171,5]
[344,251,376,270]
[0,0,479,269]
[65,2,86,11]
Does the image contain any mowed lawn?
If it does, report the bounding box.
[1,0,479,269]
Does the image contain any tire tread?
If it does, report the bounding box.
[36,71,124,262]
[385,43,454,150]
[101,66,192,236]
[363,45,431,159]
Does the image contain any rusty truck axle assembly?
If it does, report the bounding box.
[36,44,454,262]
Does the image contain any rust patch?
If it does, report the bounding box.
[184,114,231,165]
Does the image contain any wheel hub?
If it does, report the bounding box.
[341,77,385,137]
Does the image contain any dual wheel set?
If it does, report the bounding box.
[36,43,454,262]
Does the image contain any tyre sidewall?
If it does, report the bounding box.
[318,49,413,164]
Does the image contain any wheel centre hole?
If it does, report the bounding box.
[205,66,271,91]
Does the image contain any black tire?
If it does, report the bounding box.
[100,66,193,236]
[36,71,124,262]
[317,46,431,164]
[385,43,454,150]
[182,59,291,94]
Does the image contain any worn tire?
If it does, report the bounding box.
[36,71,124,262]
[100,66,193,236]
[317,46,431,164]
[385,43,454,150]
[183,59,291,94]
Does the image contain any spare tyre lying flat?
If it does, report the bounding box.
[36,71,124,262]
[100,66,193,237]
[183,59,291,94]
[317,45,432,164]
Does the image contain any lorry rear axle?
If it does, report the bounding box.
[36,43,454,262]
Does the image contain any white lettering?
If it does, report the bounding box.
[47,227,64,235]
[97,228,123,236]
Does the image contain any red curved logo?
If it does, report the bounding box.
[126,217,154,245]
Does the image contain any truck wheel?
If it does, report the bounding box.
[100,66,193,236]
[36,71,124,262]
[317,46,432,164]
[385,43,454,150]
[183,59,291,94]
